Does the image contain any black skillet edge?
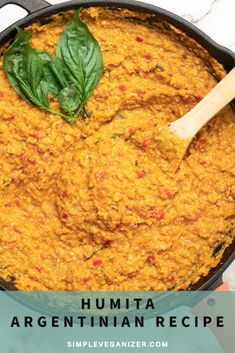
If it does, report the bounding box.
[0,0,234,292]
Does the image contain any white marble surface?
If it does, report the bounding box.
[0,0,234,286]
[0,0,235,53]
[138,0,235,52]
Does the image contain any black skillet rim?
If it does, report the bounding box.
[0,0,234,292]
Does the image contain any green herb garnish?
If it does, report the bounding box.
[118,113,126,120]
[155,64,165,72]
[112,133,123,139]
[56,10,102,123]
[36,50,68,97]
[3,29,52,113]
[3,9,103,124]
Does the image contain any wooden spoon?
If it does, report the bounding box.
[169,68,235,172]
[169,67,235,170]
[168,68,235,172]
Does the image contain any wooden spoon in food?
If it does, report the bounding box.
[169,67,235,171]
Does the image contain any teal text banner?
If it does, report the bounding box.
[0,291,234,353]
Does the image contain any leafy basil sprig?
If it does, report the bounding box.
[3,29,51,112]
[56,10,103,123]
[3,10,103,124]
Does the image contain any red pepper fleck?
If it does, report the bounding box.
[40,254,48,260]
[168,274,176,282]
[99,171,108,179]
[211,242,218,249]
[61,191,68,199]
[11,177,17,184]
[102,238,112,246]
[139,209,146,217]
[37,219,46,225]
[5,114,16,121]
[145,54,153,61]
[4,202,12,207]
[129,222,138,230]
[14,199,21,207]
[137,90,146,98]
[182,94,190,103]
[93,259,103,267]
[194,95,203,102]
[62,212,69,220]
[199,160,211,168]
[28,158,36,165]
[128,128,137,136]
[19,153,25,161]
[12,225,22,233]
[147,254,156,263]
[0,91,4,100]
[140,140,148,150]
[30,133,39,139]
[35,266,42,273]
[136,170,145,179]
[128,273,136,278]
[194,139,206,151]
[163,188,174,199]
[182,211,200,223]
[150,210,165,219]
[31,145,38,153]
[118,85,126,92]
[197,142,205,150]
[37,146,44,154]
[135,36,143,42]
[115,222,122,229]
[6,243,16,251]
[83,277,90,285]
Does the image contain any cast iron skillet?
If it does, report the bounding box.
[0,0,234,292]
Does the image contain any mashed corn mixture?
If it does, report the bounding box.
[0,8,234,290]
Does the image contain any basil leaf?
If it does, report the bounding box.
[56,9,103,109]
[25,45,49,108]
[3,28,49,109]
[37,50,67,97]
[3,10,104,125]
[3,28,33,104]
[58,83,80,115]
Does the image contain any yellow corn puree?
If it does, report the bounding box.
[0,8,234,290]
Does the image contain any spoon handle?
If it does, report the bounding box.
[170,67,235,139]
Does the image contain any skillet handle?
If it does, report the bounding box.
[0,0,51,14]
